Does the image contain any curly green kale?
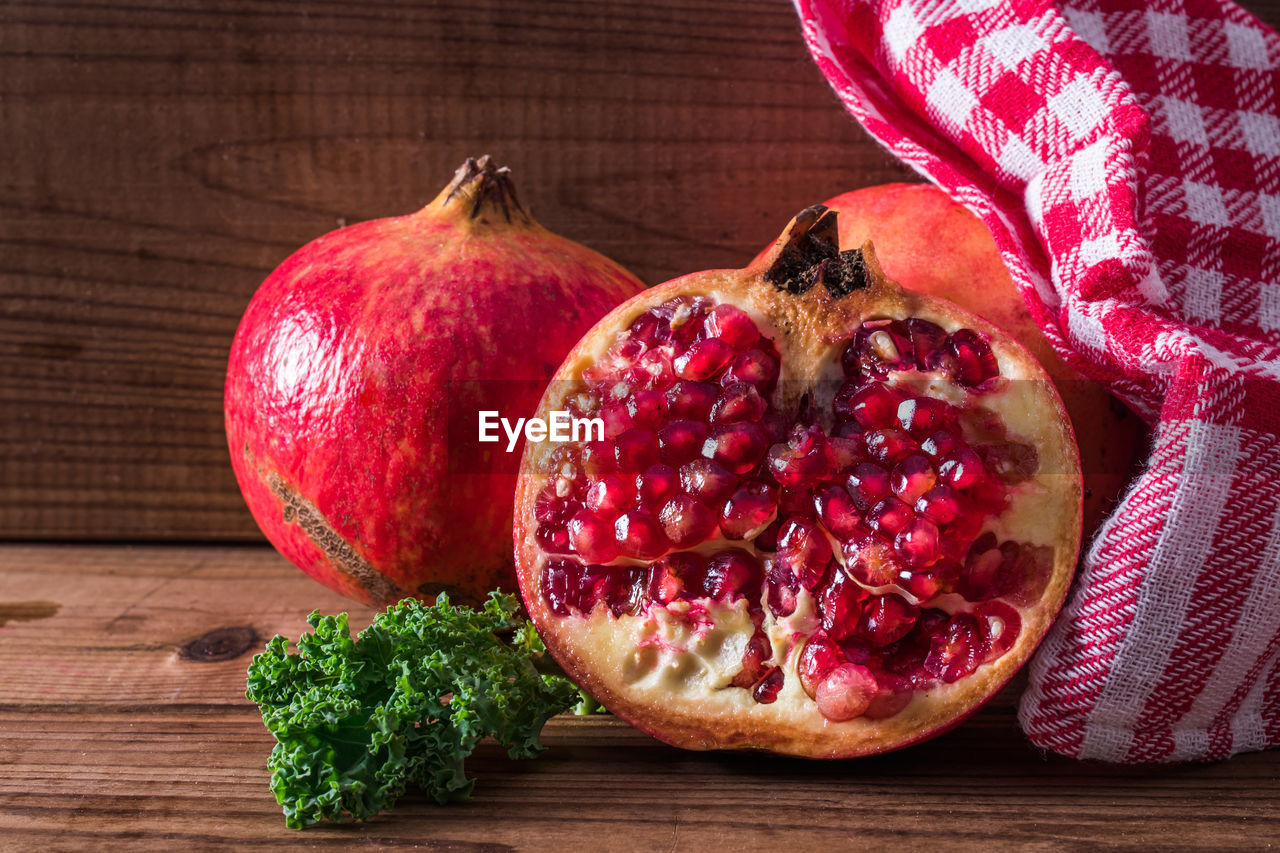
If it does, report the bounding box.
[245,592,580,828]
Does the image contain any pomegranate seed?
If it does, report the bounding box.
[759,409,792,443]
[658,419,708,465]
[905,318,948,369]
[720,481,777,540]
[866,496,913,538]
[973,600,1022,661]
[863,672,914,719]
[614,511,668,560]
[534,483,567,524]
[567,510,620,563]
[798,635,846,699]
[628,310,670,347]
[896,396,954,437]
[667,298,710,349]
[920,429,962,459]
[865,428,918,464]
[535,523,571,555]
[845,384,904,430]
[947,329,999,386]
[703,304,760,349]
[754,520,782,552]
[979,442,1040,484]
[702,549,764,602]
[647,552,706,604]
[924,612,988,682]
[599,403,633,438]
[766,559,798,617]
[820,569,865,641]
[898,561,959,600]
[701,422,768,475]
[633,348,674,387]
[581,440,616,477]
[543,560,575,615]
[846,539,900,587]
[815,664,879,721]
[578,564,640,616]
[844,320,911,378]
[711,382,766,423]
[636,463,680,509]
[775,518,833,590]
[765,424,834,486]
[813,484,864,540]
[894,516,941,567]
[585,474,634,518]
[847,462,890,510]
[856,594,919,646]
[678,458,737,505]
[939,446,987,490]
[614,428,660,473]
[665,381,719,420]
[732,630,773,689]
[828,436,863,474]
[915,484,961,524]
[752,667,785,704]
[890,453,938,504]
[674,338,734,380]
[625,389,667,430]
[720,348,779,389]
[659,495,718,547]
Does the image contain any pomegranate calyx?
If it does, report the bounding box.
[435,154,532,226]
[764,204,869,299]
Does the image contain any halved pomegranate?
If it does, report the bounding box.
[514,206,1082,757]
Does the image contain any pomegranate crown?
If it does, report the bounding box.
[766,204,869,299]
[432,155,534,226]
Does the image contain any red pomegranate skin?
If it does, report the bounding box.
[226,158,645,605]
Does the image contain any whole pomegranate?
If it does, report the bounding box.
[514,206,1082,757]
[819,184,1144,536]
[226,156,645,605]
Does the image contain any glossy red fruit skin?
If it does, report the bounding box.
[224,157,644,605]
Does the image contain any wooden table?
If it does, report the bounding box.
[3,544,1279,850]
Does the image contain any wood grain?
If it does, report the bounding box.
[2,543,1279,850]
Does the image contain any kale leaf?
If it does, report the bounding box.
[245,592,580,828]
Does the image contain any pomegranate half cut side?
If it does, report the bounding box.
[514,206,1082,757]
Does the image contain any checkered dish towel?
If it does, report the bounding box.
[793,0,1280,762]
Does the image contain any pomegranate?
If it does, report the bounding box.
[818,184,1144,536]
[514,206,1082,757]
[225,156,645,606]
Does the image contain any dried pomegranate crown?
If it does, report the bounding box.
[514,205,1082,757]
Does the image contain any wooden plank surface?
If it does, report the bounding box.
[2,544,1279,850]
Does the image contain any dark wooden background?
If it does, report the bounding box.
[2,0,1279,541]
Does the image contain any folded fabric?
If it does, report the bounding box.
[794,0,1280,762]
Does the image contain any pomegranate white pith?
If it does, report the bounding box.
[514,208,1082,757]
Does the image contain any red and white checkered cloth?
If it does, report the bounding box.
[794,0,1280,762]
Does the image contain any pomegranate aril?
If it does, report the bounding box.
[924,613,988,683]
[766,560,799,617]
[704,304,759,349]
[752,667,785,704]
[865,428,918,464]
[647,552,706,604]
[847,462,890,510]
[628,310,670,347]
[702,549,764,602]
[586,475,634,518]
[759,410,792,444]
[778,484,817,522]
[665,381,719,420]
[828,436,863,474]
[674,338,734,380]
[659,495,717,548]
[599,403,633,438]
[732,630,773,689]
[658,420,708,465]
[844,320,912,378]
[905,318,948,369]
[614,428,660,473]
[534,483,567,524]
[536,523,571,555]
[578,564,643,616]
[947,329,999,386]
[974,600,1022,661]
[897,396,954,437]
[915,484,961,524]
[721,348,779,389]
[844,384,904,430]
[815,664,878,721]
[679,458,737,505]
[820,569,865,642]
[863,672,914,720]
[701,422,768,475]
[720,481,777,540]
[798,635,846,699]
[920,429,962,460]
[543,561,576,615]
[625,390,667,430]
[813,485,864,540]
[614,511,668,560]
[754,520,782,552]
[568,510,619,563]
[711,382,766,424]
[633,348,674,387]
[775,518,833,590]
[866,496,913,538]
[894,517,941,567]
[856,594,919,646]
[939,446,987,490]
[846,539,900,587]
[581,440,616,477]
[765,425,834,486]
[890,453,937,504]
[636,463,680,509]
[898,561,959,601]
